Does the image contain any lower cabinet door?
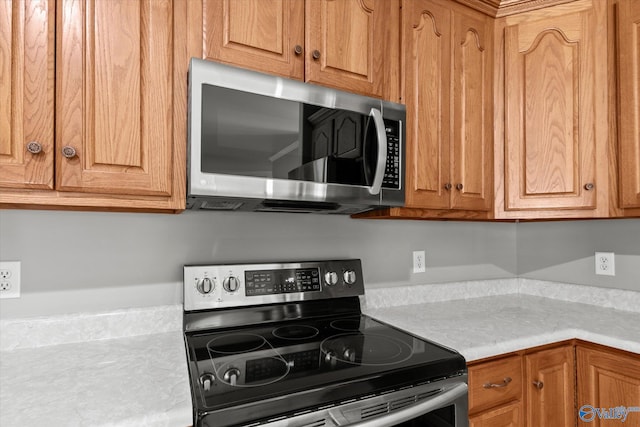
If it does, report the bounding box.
[525,345,576,427]
[470,401,522,427]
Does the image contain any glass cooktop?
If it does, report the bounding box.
[184,313,466,422]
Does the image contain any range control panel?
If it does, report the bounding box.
[183,259,364,311]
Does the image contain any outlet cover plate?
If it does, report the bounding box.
[0,261,21,299]
[413,250,426,273]
[595,252,615,276]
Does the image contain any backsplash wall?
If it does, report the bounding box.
[0,209,517,319]
[517,219,640,292]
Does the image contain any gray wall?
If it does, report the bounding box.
[517,219,640,291]
[0,209,517,319]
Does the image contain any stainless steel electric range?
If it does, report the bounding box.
[183,259,468,427]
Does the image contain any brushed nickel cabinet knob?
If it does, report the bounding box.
[312,50,321,60]
[444,183,452,190]
[61,146,77,158]
[294,45,303,55]
[533,380,544,389]
[456,183,464,191]
[584,183,594,191]
[26,141,43,154]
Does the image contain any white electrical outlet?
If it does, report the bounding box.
[413,250,426,273]
[595,252,615,276]
[0,261,21,299]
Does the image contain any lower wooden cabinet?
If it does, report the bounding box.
[470,401,522,427]
[468,342,581,427]
[525,345,576,427]
[577,345,640,426]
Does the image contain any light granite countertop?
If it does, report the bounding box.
[1,278,639,426]
[0,307,192,427]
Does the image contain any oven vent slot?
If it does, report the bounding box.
[360,402,390,419]
[360,388,445,420]
[300,419,327,427]
[389,396,417,411]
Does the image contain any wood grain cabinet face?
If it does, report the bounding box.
[525,345,576,427]
[468,355,523,416]
[470,401,523,427]
[0,0,55,190]
[404,0,493,211]
[56,0,174,197]
[503,1,605,212]
[577,346,640,427]
[198,0,399,100]
[616,0,640,209]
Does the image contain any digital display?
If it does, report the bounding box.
[245,268,321,296]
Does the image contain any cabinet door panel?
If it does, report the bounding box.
[451,8,492,211]
[470,401,522,427]
[203,0,304,80]
[306,0,392,98]
[577,346,640,427]
[617,0,640,208]
[0,0,54,189]
[57,0,173,196]
[525,345,576,427]
[504,6,598,210]
[404,0,450,209]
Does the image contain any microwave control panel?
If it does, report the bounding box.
[383,120,401,189]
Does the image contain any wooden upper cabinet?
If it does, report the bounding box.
[451,8,493,211]
[502,0,606,213]
[0,0,54,190]
[404,0,492,211]
[404,0,451,209]
[577,345,640,426]
[203,0,304,80]
[524,345,576,427]
[617,0,640,209]
[56,0,173,197]
[198,0,399,100]
[305,0,393,99]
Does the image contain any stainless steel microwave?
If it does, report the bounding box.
[187,58,405,214]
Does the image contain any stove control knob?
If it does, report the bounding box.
[197,277,214,294]
[324,271,338,286]
[223,368,241,386]
[343,270,357,285]
[223,276,240,293]
[199,373,215,392]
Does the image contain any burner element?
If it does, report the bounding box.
[321,333,413,366]
[272,325,319,340]
[207,333,267,354]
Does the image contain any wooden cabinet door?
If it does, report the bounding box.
[617,0,640,209]
[470,401,523,427]
[577,346,640,427]
[56,0,174,197]
[403,0,451,209]
[450,6,493,211]
[503,2,602,211]
[306,0,396,99]
[202,0,304,80]
[525,345,576,427]
[0,0,54,189]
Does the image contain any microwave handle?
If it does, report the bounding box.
[367,107,388,195]
[343,382,468,427]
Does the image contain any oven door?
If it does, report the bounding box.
[346,381,468,427]
[261,376,468,427]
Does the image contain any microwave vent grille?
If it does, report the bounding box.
[200,200,245,211]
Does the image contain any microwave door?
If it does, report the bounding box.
[363,108,388,195]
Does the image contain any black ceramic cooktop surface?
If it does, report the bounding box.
[185,313,466,423]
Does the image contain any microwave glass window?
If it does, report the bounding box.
[199,84,400,189]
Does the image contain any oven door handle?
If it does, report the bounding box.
[344,382,468,427]
[366,107,387,196]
